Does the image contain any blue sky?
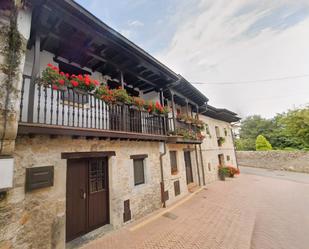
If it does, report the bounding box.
[76,0,309,117]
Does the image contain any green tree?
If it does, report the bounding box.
[256,135,272,151]
[279,107,309,149]
[237,115,274,150]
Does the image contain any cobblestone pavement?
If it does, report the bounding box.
[81,168,309,249]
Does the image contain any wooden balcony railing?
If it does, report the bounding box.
[167,117,199,134]
[19,75,166,137]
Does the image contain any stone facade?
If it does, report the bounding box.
[1,135,163,249]
[0,3,239,249]
[0,115,238,249]
[237,151,309,173]
[199,115,238,184]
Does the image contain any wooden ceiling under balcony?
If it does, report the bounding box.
[27,0,209,107]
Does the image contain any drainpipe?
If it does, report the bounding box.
[194,145,201,186]
[199,144,206,185]
[231,125,240,170]
[159,142,167,208]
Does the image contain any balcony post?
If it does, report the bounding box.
[196,105,199,119]
[119,71,124,88]
[186,99,189,116]
[159,89,166,135]
[28,33,40,123]
[171,92,176,131]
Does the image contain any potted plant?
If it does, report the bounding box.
[94,85,115,104]
[218,167,228,181]
[131,97,146,111]
[153,101,169,116]
[217,137,226,146]
[40,63,69,91]
[70,74,99,95]
[226,166,240,177]
[185,116,193,124]
[144,101,155,114]
[112,87,132,105]
[176,113,186,122]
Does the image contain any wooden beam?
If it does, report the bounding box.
[130,154,148,160]
[18,123,168,141]
[42,2,178,81]
[143,88,156,94]
[61,151,116,159]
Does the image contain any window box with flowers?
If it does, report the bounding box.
[40,64,70,91]
[40,64,100,94]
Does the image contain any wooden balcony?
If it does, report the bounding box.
[18,76,167,141]
[166,117,203,144]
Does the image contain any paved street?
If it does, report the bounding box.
[81,167,309,249]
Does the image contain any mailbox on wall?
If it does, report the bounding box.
[26,166,54,191]
[0,157,14,191]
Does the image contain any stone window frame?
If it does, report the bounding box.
[130,154,148,186]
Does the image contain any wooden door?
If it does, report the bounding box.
[66,159,88,242]
[88,158,109,230]
[184,151,193,184]
[66,158,109,242]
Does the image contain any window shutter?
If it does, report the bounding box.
[170,151,177,174]
[133,159,145,185]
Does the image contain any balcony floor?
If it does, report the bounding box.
[18,123,167,142]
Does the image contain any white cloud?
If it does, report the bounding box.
[128,20,144,27]
[156,0,309,118]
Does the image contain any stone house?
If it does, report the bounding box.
[0,1,240,248]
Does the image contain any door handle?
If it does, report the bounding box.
[80,189,86,199]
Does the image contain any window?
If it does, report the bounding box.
[133,159,145,185]
[174,180,180,196]
[89,160,106,193]
[224,128,227,136]
[215,126,220,137]
[170,151,178,174]
[218,154,225,167]
[205,124,210,136]
[227,155,230,161]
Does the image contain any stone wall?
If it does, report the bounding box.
[236,151,309,173]
[0,135,162,249]
[0,5,31,155]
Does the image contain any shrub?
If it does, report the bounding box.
[256,135,272,151]
[225,166,240,177]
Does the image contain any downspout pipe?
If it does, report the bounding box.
[194,145,201,186]
[231,126,240,170]
[159,141,167,208]
[199,144,206,185]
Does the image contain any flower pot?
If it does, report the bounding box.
[52,84,67,91]
[129,105,140,111]
[219,173,225,181]
[116,101,124,106]
[74,88,87,95]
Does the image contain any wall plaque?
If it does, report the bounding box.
[26,166,54,191]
